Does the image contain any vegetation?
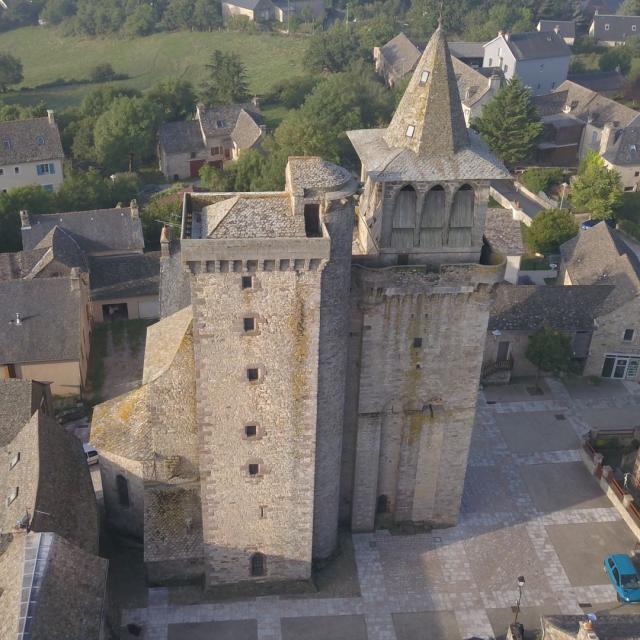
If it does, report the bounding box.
[570,151,623,220]
[473,78,543,166]
[201,50,250,106]
[303,25,366,74]
[526,326,574,384]
[520,168,564,195]
[0,52,23,92]
[599,47,633,75]
[524,208,578,254]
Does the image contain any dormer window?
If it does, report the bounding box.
[3,139,10,150]
[605,23,610,30]
[633,25,637,32]
[406,125,415,138]
[36,136,44,145]
[216,120,225,128]
[419,70,430,85]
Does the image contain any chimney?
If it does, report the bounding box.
[130,199,139,219]
[47,109,55,125]
[14,312,22,326]
[160,225,172,258]
[19,210,30,229]
[577,620,599,640]
[70,267,80,291]
[504,32,510,42]
[498,30,504,37]
[554,25,560,35]
[600,122,617,154]
[488,72,502,93]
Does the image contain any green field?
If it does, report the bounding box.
[0,27,309,110]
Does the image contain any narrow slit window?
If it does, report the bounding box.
[406,125,415,138]
[241,276,253,290]
[243,317,255,332]
[419,70,429,85]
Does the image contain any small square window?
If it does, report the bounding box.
[243,317,255,332]
[635,171,639,177]
[633,25,638,31]
[247,368,259,381]
[248,463,260,476]
[9,452,19,469]
[623,329,635,342]
[14,167,19,174]
[413,337,423,348]
[190,152,197,159]
[419,70,429,85]
[259,505,267,518]
[605,23,610,30]
[398,254,409,265]
[245,425,257,437]
[241,276,253,289]
[406,125,415,138]
[216,120,225,128]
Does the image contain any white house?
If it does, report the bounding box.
[0,111,64,193]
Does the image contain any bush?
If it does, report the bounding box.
[267,76,321,109]
[525,208,579,254]
[520,168,564,195]
[618,218,640,241]
[89,63,117,83]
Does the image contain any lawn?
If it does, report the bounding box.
[0,27,309,110]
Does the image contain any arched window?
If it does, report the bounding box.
[376,495,389,514]
[116,474,130,508]
[250,552,266,577]
[419,185,445,249]
[391,185,417,250]
[448,184,474,247]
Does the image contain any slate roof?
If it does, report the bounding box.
[567,70,625,95]
[448,42,484,59]
[537,19,576,39]
[602,125,640,166]
[543,614,640,639]
[483,209,524,256]
[89,252,160,300]
[0,378,47,446]
[231,109,264,149]
[489,284,613,331]
[158,120,204,156]
[222,0,269,9]
[499,31,571,61]
[198,104,263,140]
[288,156,353,192]
[591,14,640,42]
[0,277,83,364]
[377,32,421,77]
[21,207,144,254]
[351,25,509,181]
[0,116,64,165]
[560,222,640,312]
[452,56,493,107]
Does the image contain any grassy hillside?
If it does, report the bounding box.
[0,27,309,109]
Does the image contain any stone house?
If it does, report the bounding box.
[589,13,640,46]
[0,379,107,639]
[0,272,91,396]
[482,30,571,95]
[483,284,613,383]
[158,103,264,180]
[560,222,640,380]
[221,0,275,22]
[373,32,423,87]
[537,19,576,45]
[483,208,524,284]
[92,25,510,590]
[567,70,625,97]
[0,111,64,193]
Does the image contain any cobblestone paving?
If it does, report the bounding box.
[121,379,640,640]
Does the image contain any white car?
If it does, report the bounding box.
[83,443,99,465]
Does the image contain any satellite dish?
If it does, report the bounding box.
[587,613,597,622]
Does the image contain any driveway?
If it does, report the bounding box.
[492,179,545,221]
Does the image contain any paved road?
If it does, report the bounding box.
[492,179,545,221]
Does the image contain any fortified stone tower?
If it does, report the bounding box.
[180,158,356,585]
[342,24,509,531]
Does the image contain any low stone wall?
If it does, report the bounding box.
[514,181,558,210]
[518,269,558,285]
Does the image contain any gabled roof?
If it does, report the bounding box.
[0,277,84,364]
[89,252,159,300]
[487,31,571,61]
[377,32,421,76]
[560,222,640,312]
[591,14,640,41]
[567,70,625,94]
[21,206,144,254]
[537,19,576,38]
[448,42,484,59]
[158,120,204,155]
[198,104,263,140]
[452,56,492,107]
[222,0,271,9]
[0,379,48,446]
[602,125,640,166]
[489,284,614,331]
[483,209,524,256]
[0,116,64,166]
[231,108,264,149]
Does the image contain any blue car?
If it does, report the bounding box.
[604,554,640,602]
[581,218,616,230]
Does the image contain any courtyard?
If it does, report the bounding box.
[121,377,640,640]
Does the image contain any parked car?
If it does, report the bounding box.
[604,554,640,602]
[83,443,99,466]
[581,218,615,230]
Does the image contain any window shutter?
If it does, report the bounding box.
[49,163,55,175]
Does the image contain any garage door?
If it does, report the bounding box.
[139,300,160,319]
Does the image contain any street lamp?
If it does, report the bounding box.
[560,182,569,208]
[513,575,526,625]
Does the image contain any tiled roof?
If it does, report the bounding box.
[89,252,159,300]
[222,0,269,9]
[198,104,263,140]
[537,20,576,38]
[560,222,640,311]
[231,108,264,149]
[489,284,613,331]
[500,31,571,61]
[448,42,484,59]
[602,125,640,166]
[0,277,83,364]
[452,56,492,107]
[591,14,640,41]
[0,378,47,446]
[484,209,524,256]
[567,70,624,94]
[0,116,64,165]
[158,120,204,155]
[287,156,353,192]
[378,32,421,76]
[22,207,145,254]
[543,614,640,639]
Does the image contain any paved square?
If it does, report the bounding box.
[168,620,257,640]
[495,412,579,454]
[281,615,367,640]
[582,407,640,430]
[546,521,639,586]
[461,466,519,515]
[520,462,609,513]
[392,611,460,640]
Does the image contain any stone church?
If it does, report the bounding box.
[91,25,508,589]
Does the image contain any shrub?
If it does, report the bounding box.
[618,218,640,241]
[520,168,564,195]
[89,63,117,83]
[525,208,578,254]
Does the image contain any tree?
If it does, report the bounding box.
[0,186,56,252]
[141,193,182,248]
[571,150,623,219]
[472,77,543,166]
[525,208,578,254]
[526,326,574,385]
[0,53,23,93]
[303,26,364,74]
[192,0,222,31]
[41,0,77,25]
[201,50,250,106]
[599,47,632,75]
[123,4,156,36]
[618,0,640,15]
[199,163,237,191]
[94,96,161,172]
[89,62,117,83]
[148,80,197,121]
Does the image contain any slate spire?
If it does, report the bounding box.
[383,23,469,156]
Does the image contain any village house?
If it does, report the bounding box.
[221,0,275,22]
[537,19,576,45]
[567,70,625,97]
[0,111,64,193]
[482,30,571,95]
[158,103,265,180]
[0,379,107,639]
[221,0,324,23]
[589,13,640,46]
[560,222,640,381]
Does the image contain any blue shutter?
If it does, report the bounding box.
[49,163,55,175]
[36,164,43,176]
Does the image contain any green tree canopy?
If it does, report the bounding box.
[526,326,574,381]
[148,79,197,122]
[123,4,156,36]
[0,53,23,93]
[618,0,640,15]
[525,208,578,254]
[599,46,632,75]
[303,25,364,74]
[472,78,543,166]
[570,150,623,220]
[192,0,222,31]
[201,50,250,106]
[0,186,56,252]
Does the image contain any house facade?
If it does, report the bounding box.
[0,111,64,192]
[158,103,264,180]
[483,31,571,95]
[221,0,275,22]
[589,14,640,46]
